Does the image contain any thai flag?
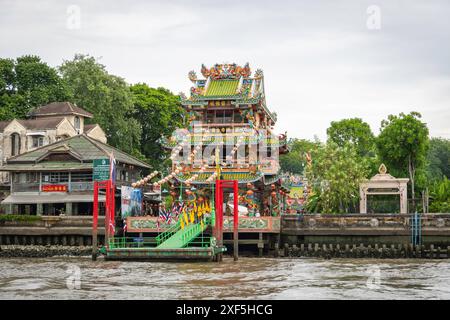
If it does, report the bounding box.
[123,219,127,233]
[109,152,116,182]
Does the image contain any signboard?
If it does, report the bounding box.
[93,158,110,181]
[121,186,143,218]
[42,184,67,192]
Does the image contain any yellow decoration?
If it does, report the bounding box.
[180,219,185,229]
[190,211,195,223]
[183,209,189,225]
[197,203,204,217]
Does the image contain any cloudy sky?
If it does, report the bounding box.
[1,0,449,140]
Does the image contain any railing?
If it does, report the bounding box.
[194,123,251,129]
[13,183,40,192]
[69,181,93,192]
[411,212,422,246]
[109,237,157,249]
[155,219,181,245]
[180,219,208,247]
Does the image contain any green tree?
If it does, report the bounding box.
[0,55,70,120]
[425,137,450,182]
[327,118,375,157]
[280,138,319,174]
[305,143,369,213]
[130,84,185,169]
[376,112,429,202]
[59,54,142,156]
[428,177,450,213]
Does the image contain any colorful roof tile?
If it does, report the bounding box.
[204,80,239,97]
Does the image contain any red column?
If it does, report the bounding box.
[92,181,99,260]
[110,181,115,235]
[233,180,239,261]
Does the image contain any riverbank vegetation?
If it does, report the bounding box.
[282,115,450,213]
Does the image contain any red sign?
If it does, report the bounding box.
[41,184,67,192]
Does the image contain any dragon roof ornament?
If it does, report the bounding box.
[200,63,251,80]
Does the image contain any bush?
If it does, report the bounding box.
[429,178,450,213]
[0,214,42,222]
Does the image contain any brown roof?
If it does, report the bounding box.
[83,124,98,133]
[0,121,10,131]
[17,117,66,130]
[5,134,151,169]
[28,102,93,118]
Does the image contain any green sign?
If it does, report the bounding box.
[93,158,110,181]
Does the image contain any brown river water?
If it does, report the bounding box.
[0,257,449,299]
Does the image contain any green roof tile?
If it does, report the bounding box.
[205,80,239,97]
[4,134,150,169]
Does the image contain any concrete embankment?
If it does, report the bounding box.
[282,243,450,259]
[0,245,92,258]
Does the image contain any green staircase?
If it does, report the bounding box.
[156,219,209,249]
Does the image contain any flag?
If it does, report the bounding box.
[158,207,172,224]
[109,152,116,182]
[109,218,115,235]
[123,219,127,233]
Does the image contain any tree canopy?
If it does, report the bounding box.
[327,118,375,157]
[305,142,369,213]
[0,55,70,120]
[425,137,450,183]
[130,83,185,169]
[280,138,319,174]
[59,54,142,157]
[376,112,429,200]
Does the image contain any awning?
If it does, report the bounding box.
[1,194,106,204]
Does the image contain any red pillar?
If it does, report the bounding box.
[92,181,99,260]
[233,180,238,261]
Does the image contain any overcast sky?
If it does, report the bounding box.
[1,0,449,140]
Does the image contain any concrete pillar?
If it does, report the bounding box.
[37,203,43,216]
[359,186,367,213]
[66,202,73,216]
[400,186,408,214]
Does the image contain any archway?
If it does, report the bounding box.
[359,164,409,214]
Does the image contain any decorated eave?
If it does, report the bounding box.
[159,134,287,149]
[180,63,276,123]
[175,171,264,185]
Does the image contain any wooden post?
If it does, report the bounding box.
[233,180,239,261]
[258,232,263,257]
[92,181,99,261]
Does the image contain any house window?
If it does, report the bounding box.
[11,133,20,156]
[26,172,37,183]
[32,136,44,148]
[74,116,81,133]
[71,171,92,182]
[120,170,129,181]
[42,172,69,183]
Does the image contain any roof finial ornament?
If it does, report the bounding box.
[188,70,197,83]
[379,163,387,175]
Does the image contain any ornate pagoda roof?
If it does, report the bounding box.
[181,63,277,122]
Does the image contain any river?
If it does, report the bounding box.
[0,257,449,299]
